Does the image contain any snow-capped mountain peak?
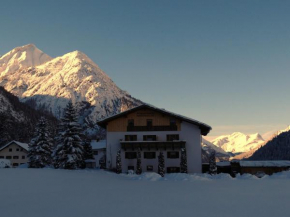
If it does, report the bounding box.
[0,44,52,77]
[211,132,264,153]
[0,44,142,133]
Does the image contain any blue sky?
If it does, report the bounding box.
[1,0,290,138]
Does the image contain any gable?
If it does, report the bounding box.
[107,108,181,132]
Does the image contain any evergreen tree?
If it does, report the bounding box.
[53,101,84,169]
[116,149,122,174]
[209,150,217,175]
[83,140,94,160]
[158,152,165,177]
[136,148,142,175]
[28,117,53,168]
[180,148,187,173]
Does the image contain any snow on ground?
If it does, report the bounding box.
[0,169,290,217]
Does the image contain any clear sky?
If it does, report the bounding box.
[1,0,290,139]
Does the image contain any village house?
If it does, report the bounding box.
[97,104,212,173]
[89,140,106,168]
[0,141,29,167]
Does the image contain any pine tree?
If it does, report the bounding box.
[53,101,84,169]
[158,152,165,177]
[136,148,142,175]
[116,149,122,174]
[180,148,187,173]
[83,140,94,160]
[28,117,53,168]
[209,150,217,175]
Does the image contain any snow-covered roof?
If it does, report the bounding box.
[240,161,290,168]
[0,141,29,151]
[97,104,212,136]
[90,140,106,150]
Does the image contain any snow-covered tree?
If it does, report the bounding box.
[116,149,122,174]
[158,152,165,177]
[83,140,94,160]
[180,148,187,173]
[136,149,142,175]
[53,101,84,169]
[209,150,217,175]
[28,117,53,168]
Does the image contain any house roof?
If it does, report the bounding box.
[0,141,29,151]
[97,104,212,136]
[239,161,290,168]
[90,140,106,150]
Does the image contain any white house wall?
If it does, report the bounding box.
[106,124,202,173]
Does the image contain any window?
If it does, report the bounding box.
[13,163,19,167]
[167,167,180,173]
[128,119,134,127]
[125,135,137,141]
[170,118,176,126]
[93,151,98,155]
[167,151,179,159]
[16,148,20,151]
[22,156,25,159]
[6,156,12,159]
[13,156,19,159]
[144,152,156,159]
[9,148,12,152]
[147,165,153,171]
[128,166,134,170]
[0,156,4,159]
[143,135,157,141]
[125,152,137,159]
[167,134,180,141]
[147,119,153,127]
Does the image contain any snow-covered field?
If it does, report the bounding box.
[1,169,290,217]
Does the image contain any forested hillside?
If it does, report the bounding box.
[0,87,57,146]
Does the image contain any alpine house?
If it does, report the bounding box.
[97,104,212,174]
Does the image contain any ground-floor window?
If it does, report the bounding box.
[144,152,156,159]
[13,163,19,167]
[167,151,179,159]
[0,156,4,159]
[128,166,134,170]
[167,167,180,173]
[147,165,153,171]
[125,152,137,159]
[13,156,19,159]
[6,156,12,159]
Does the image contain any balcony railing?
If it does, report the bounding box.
[120,141,186,151]
[127,125,178,132]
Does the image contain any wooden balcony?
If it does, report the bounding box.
[120,141,186,151]
[127,125,178,132]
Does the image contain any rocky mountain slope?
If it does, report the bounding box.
[0,44,142,133]
[202,138,230,161]
[0,86,57,146]
[211,132,265,154]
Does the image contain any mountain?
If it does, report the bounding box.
[231,126,290,160]
[0,44,52,77]
[0,86,57,146]
[0,44,142,134]
[211,132,265,154]
[247,126,290,160]
[202,138,230,161]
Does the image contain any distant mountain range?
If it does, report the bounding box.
[0,44,142,134]
[211,132,265,154]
